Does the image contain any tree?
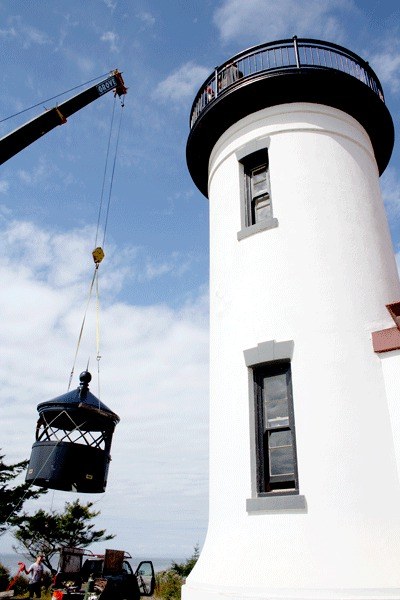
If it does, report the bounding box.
[170,544,199,578]
[12,499,115,571]
[0,451,46,535]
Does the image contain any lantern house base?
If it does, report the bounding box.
[26,440,110,493]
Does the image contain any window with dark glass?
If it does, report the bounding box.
[254,361,298,494]
[242,149,272,226]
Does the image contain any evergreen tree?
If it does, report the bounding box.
[12,499,115,571]
[0,451,46,535]
[170,544,200,578]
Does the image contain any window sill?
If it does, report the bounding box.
[237,218,279,241]
[246,494,306,513]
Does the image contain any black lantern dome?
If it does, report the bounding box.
[26,371,120,493]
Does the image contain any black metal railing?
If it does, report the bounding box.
[190,37,384,128]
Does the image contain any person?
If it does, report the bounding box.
[24,555,44,599]
[218,61,243,90]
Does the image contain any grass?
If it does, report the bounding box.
[13,594,50,599]
[13,593,51,600]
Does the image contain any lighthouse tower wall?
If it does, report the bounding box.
[182,103,400,599]
[381,349,400,481]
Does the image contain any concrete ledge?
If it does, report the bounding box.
[246,494,306,512]
[237,217,278,240]
[244,339,294,367]
[235,136,271,161]
[182,582,400,599]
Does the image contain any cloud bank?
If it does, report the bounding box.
[213,0,357,45]
[0,217,209,556]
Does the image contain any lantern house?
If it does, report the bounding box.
[26,371,119,493]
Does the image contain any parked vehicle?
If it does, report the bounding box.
[51,547,155,600]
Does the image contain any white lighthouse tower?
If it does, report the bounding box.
[184,38,400,600]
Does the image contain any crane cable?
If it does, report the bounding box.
[67,93,125,393]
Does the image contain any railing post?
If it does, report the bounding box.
[293,36,301,68]
[214,67,219,98]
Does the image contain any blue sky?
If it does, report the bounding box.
[0,0,400,560]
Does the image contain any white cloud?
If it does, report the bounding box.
[0,26,16,39]
[137,11,156,28]
[101,31,119,53]
[381,168,400,276]
[381,167,400,216]
[60,47,96,74]
[144,260,174,280]
[8,16,51,49]
[142,251,192,281]
[15,158,77,193]
[155,62,210,104]
[368,39,400,94]
[213,0,356,45]
[0,180,10,194]
[17,162,49,186]
[22,25,51,48]
[103,0,117,10]
[76,55,96,74]
[0,217,209,556]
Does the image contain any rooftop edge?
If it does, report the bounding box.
[186,37,394,197]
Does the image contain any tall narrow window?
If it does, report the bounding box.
[237,147,277,240]
[242,149,272,227]
[254,361,298,494]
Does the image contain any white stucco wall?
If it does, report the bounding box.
[380,349,400,482]
[182,103,400,600]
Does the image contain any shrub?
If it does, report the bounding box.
[170,545,199,578]
[155,569,182,600]
[0,561,10,592]
[155,545,199,600]
[0,563,29,597]
[10,573,29,597]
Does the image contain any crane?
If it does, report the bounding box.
[0,69,127,165]
[26,370,121,494]
[0,70,127,493]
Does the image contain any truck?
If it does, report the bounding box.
[51,547,155,600]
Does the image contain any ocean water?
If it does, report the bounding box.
[0,552,179,575]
